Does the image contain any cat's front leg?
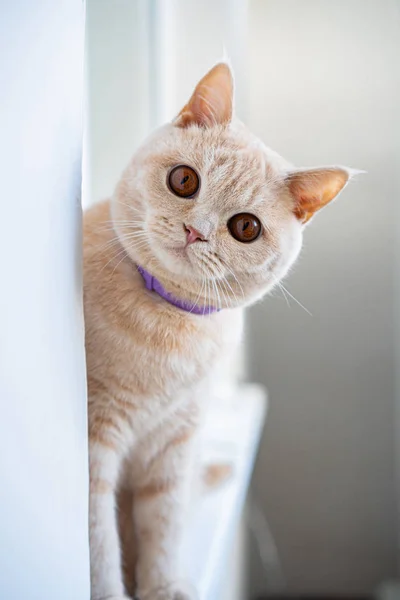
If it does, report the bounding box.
[89,438,130,600]
[134,427,197,600]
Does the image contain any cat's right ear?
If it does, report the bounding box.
[286,167,357,224]
[173,63,234,129]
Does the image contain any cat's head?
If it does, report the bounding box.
[112,63,353,310]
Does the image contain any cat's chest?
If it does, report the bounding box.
[122,306,243,397]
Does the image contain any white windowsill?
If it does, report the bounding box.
[182,384,268,600]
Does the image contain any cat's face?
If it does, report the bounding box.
[112,63,351,310]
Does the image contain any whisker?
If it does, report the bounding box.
[96,232,148,254]
[209,261,238,308]
[206,262,230,309]
[99,245,128,274]
[195,254,238,311]
[218,276,234,309]
[112,198,143,215]
[211,277,222,311]
[101,231,147,243]
[216,276,232,310]
[96,221,145,233]
[99,238,149,274]
[205,276,211,318]
[100,219,144,225]
[110,239,150,277]
[208,277,214,317]
[277,282,291,308]
[189,275,206,315]
[221,273,239,307]
[196,259,221,312]
[222,262,245,302]
[273,277,312,316]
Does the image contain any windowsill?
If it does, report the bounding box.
[182,384,268,600]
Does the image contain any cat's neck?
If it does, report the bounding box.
[137,264,220,316]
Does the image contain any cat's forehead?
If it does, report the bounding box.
[173,124,261,166]
[136,122,289,212]
[150,124,282,190]
[180,126,286,204]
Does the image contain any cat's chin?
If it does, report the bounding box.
[152,241,198,279]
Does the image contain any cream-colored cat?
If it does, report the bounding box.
[84,63,353,600]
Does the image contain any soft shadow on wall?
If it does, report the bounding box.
[247,0,400,598]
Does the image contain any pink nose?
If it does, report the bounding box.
[184,224,207,245]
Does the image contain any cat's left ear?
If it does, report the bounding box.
[174,62,234,128]
[286,167,356,224]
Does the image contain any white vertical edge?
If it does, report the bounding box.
[0,0,89,597]
[148,0,177,128]
[222,0,249,120]
[82,0,91,209]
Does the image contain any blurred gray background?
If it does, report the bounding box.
[247,0,400,597]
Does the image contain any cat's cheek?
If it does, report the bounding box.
[276,219,303,276]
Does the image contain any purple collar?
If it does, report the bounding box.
[137,265,219,315]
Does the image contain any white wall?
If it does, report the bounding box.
[0,2,89,599]
[247,0,400,596]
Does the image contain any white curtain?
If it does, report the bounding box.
[0,2,89,599]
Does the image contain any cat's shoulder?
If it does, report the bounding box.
[83,199,111,242]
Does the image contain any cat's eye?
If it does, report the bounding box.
[228,213,262,243]
[168,165,200,198]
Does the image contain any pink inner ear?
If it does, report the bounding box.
[175,63,234,128]
[288,168,349,223]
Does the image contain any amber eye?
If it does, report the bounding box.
[168,165,200,198]
[228,213,262,243]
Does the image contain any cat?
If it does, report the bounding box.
[84,62,354,600]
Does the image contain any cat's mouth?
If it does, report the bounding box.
[150,229,209,278]
[159,242,204,274]
[165,242,206,261]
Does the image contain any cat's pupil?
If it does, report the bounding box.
[243,221,250,231]
[181,176,189,185]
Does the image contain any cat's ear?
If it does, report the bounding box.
[174,62,234,128]
[286,167,354,224]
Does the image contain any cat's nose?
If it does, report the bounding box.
[184,224,207,245]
